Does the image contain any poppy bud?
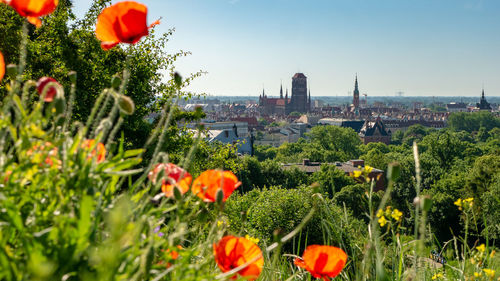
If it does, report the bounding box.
[387,162,400,181]
[173,185,183,201]
[413,196,420,206]
[421,195,432,212]
[53,96,66,115]
[174,72,182,88]
[118,95,135,115]
[111,75,121,90]
[68,71,77,84]
[6,64,18,79]
[215,188,224,205]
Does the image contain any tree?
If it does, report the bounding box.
[448,111,500,133]
[0,0,200,149]
[311,164,355,196]
[306,126,361,161]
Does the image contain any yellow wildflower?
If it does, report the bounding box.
[483,269,495,279]
[385,206,392,217]
[244,234,259,244]
[476,244,486,253]
[474,272,483,278]
[376,209,384,218]
[364,165,374,173]
[378,216,387,227]
[464,197,474,207]
[392,209,403,222]
[490,250,496,258]
[454,198,462,210]
[353,170,362,178]
[432,273,444,280]
[217,220,224,227]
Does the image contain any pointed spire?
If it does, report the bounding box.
[354,74,359,92]
[280,83,283,99]
[262,87,265,98]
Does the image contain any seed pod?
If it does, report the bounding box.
[68,71,77,83]
[6,64,18,79]
[111,75,121,90]
[117,95,135,115]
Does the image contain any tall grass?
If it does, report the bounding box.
[0,16,498,281]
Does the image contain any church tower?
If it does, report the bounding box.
[289,73,308,114]
[353,75,360,109]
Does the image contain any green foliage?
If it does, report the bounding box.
[224,186,364,255]
[0,0,200,149]
[236,157,309,192]
[311,164,355,196]
[306,125,362,161]
[448,111,500,133]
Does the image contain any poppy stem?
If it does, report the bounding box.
[16,21,29,87]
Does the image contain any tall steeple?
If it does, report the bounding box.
[285,88,288,100]
[280,84,283,99]
[262,88,266,98]
[353,74,360,109]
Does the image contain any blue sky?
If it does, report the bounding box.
[74,0,500,97]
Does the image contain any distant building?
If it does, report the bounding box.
[353,75,360,109]
[359,117,392,145]
[282,159,385,190]
[202,128,253,155]
[258,73,311,115]
[258,86,289,115]
[288,73,311,114]
[446,102,468,113]
[477,89,492,111]
[318,118,365,133]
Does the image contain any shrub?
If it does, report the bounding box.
[224,186,364,257]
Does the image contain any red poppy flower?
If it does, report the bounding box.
[95,1,160,50]
[81,139,106,164]
[191,170,241,202]
[0,51,4,82]
[36,77,62,102]
[294,245,347,281]
[213,236,264,280]
[3,0,58,27]
[148,163,192,198]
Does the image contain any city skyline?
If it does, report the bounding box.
[74,0,500,97]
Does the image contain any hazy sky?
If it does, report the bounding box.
[74,0,500,97]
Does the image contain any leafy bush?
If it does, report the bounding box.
[224,186,364,256]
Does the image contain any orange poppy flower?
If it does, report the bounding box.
[3,0,58,27]
[36,77,62,102]
[81,139,106,164]
[0,51,4,82]
[294,245,347,281]
[191,170,241,202]
[148,163,192,198]
[213,236,264,280]
[95,1,160,50]
[157,245,182,268]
